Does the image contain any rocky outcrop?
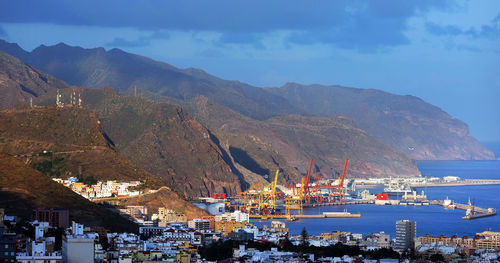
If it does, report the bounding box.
[183,96,420,179]
[267,83,494,160]
[0,51,68,110]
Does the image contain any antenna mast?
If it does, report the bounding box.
[56,90,63,107]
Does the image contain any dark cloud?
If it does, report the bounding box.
[218,32,265,49]
[198,49,224,58]
[426,14,500,40]
[0,0,447,31]
[105,31,169,48]
[106,37,150,48]
[288,14,410,52]
[0,0,450,52]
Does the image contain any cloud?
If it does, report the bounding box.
[106,37,147,47]
[288,15,410,52]
[105,30,169,48]
[197,49,224,58]
[0,0,450,53]
[426,13,500,39]
[218,32,265,49]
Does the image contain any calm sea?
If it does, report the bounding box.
[252,161,500,238]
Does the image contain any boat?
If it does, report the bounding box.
[384,182,412,195]
[443,197,456,209]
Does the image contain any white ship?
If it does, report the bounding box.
[384,182,412,195]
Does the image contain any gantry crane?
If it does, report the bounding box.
[238,169,282,216]
[319,158,349,204]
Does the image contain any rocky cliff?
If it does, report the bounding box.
[267,83,494,160]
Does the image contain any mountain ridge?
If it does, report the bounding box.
[266,82,494,160]
[0,40,306,120]
[0,39,494,164]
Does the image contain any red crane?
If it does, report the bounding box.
[325,158,349,204]
[303,159,314,204]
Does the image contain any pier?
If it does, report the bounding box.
[431,200,497,220]
[303,200,373,208]
[250,211,361,220]
[409,179,500,187]
[296,212,361,219]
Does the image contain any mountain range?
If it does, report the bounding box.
[0,39,492,162]
[0,39,495,230]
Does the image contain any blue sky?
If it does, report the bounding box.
[0,0,499,141]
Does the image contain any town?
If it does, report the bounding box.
[16,175,494,262]
[1,205,500,263]
[51,178,144,200]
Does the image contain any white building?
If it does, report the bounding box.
[62,223,95,263]
[215,211,249,223]
[395,219,416,251]
[17,222,62,263]
[187,219,210,231]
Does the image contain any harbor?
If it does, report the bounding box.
[245,160,500,238]
[206,162,499,223]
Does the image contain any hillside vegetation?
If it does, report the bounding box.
[0,153,137,232]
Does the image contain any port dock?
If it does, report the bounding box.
[296,212,361,219]
[303,200,374,208]
[430,200,497,220]
[410,179,500,187]
[250,211,361,220]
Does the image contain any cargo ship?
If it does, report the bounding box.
[384,183,412,195]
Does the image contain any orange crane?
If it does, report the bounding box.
[322,158,349,204]
[302,159,314,205]
[294,158,349,205]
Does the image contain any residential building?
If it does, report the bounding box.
[0,226,16,263]
[394,219,416,251]
[365,232,390,248]
[215,221,250,236]
[229,229,254,241]
[164,229,190,243]
[139,226,166,238]
[32,208,69,228]
[16,252,62,263]
[62,223,95,263]
[418,234,476,248]
[214,210,249,223]
[16,221,62,263]
[157,208,186,226]
[476,231,500,250]
[187,219,210,231]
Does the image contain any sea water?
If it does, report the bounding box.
[252,161,500,238]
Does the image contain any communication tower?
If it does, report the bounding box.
[56,90,63,107]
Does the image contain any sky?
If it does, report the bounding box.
[0,0,499,141]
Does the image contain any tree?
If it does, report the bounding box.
[301,227,308,247]
[430,253,445,262]
[83,175,97,185]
